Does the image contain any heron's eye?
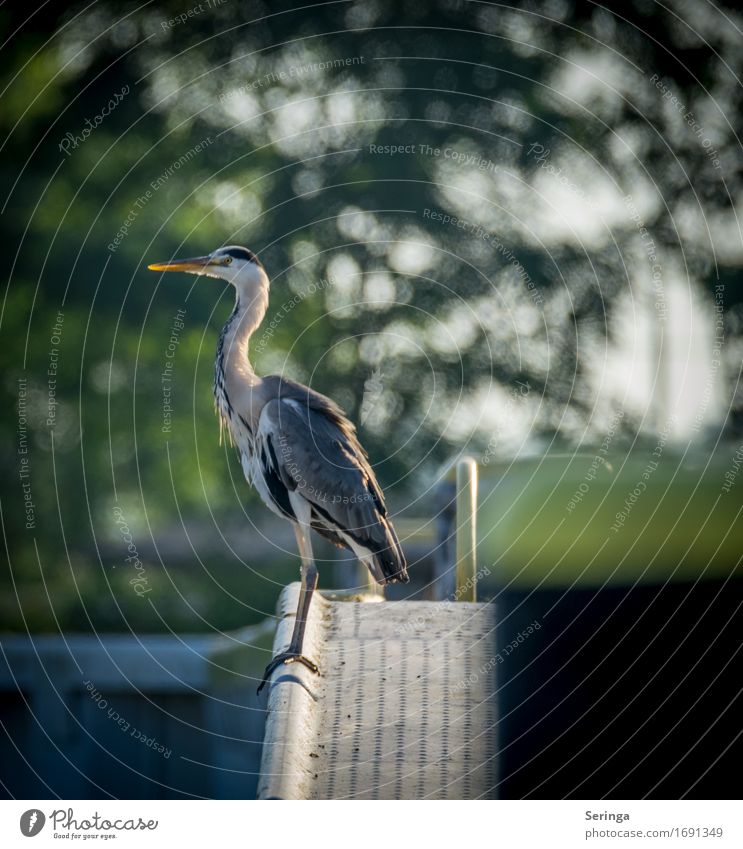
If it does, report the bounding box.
[224,256,233,265]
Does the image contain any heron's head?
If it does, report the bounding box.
[148,245,266,295]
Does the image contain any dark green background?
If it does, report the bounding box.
[2,0,741,633]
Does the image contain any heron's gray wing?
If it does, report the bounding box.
[260,398,381,537]
[258,386,407,583]
[263,374,390,510]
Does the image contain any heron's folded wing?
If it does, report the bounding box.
[259,397,387,544]
[263,374,389,513]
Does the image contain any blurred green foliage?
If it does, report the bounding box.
[1,0,741,632]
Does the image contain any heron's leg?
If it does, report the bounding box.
[287,522,318,655]
[258,522,319,693]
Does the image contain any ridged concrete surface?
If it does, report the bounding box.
[258,585,498,799]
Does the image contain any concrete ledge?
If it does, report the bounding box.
[258,585,499,800]
[256,585,329,799]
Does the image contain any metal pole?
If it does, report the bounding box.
[455,456,478,602]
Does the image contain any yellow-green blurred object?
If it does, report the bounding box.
[456,456,478,601]
[477,448,743,588]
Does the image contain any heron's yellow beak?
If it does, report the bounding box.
[148,255,220,272]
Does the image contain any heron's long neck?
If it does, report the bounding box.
[214,270,271,441]
[220,287,268,380]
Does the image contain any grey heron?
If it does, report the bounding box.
[148,246,409,690]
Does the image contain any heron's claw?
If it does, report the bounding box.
[257,651,319,693]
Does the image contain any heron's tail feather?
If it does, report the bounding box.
[370,519,409,585]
